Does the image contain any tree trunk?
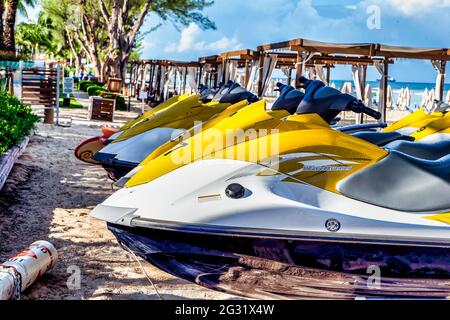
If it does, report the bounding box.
[0,0,5,51]
[66,28,81,74]
[4,0,18,55]
[120,55,129,94]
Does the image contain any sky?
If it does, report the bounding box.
[20,0,450,82]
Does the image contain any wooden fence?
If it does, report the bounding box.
[21,66,59,124]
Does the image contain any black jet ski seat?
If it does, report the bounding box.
[219,83,259,104]
[296,80,356,124]
[271,83,305,115]
[352,131,414,147]
[386,140,450,160]
[338,150,450,212]
[199,85,219,103]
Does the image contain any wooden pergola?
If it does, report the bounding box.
[129,59,201,103]
[257,38,450,122]
[198,50,261,88]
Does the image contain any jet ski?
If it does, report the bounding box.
[74,92,194,165]
[91,80,450,298]
[91,82,260,180]
[74,126,118,165]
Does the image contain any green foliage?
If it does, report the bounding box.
[78,80,91,91]
[78,80,104,92]
[115,96,127,111]
[92,88,109,97]
[87,85,105,96]
[0,92,40,156]
[16,22,53,58]
[99,92,127,111]
[151,0,216,31]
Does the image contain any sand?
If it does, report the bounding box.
[0,122,238,300]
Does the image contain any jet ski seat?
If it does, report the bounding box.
[219,83,259,104]
[352,131,414,147]
[271,84,305,115]
[386,140,450,160]
[338,150,450,212]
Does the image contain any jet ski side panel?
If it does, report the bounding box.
[120,94,191,131]
[107,223,450,299]
[382,109,442,133]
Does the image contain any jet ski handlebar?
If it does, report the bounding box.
[349,100,382,120]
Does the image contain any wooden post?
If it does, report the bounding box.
[149,63,155,95]
[326,65,331,85]
[244,59,250,88]
[294,53,303,88]
[173,68,177,94]
[197,65,203,88]
[436,60,446,102]
[222,59,227,84]
[213,66,218,88]
[287,68,293,86]
[358,65,368,124]
[147,63,154,101]
[381,59,389,123]
[257,54,265,97]
[183,67,188,94]
[155,65,162,101]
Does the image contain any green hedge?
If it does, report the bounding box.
[99,92,127,111]
[78,80,104,92]
[87,85,105,96]
[115,96,126,111]
[0,92,40,156]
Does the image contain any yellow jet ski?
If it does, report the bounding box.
[74,92,193,165]
[92,81,260,180]
[92,80,450,299]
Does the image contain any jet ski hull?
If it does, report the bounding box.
[108,223,450,299]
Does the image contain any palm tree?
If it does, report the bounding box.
[16,22,53,57]
[4,0,36,54]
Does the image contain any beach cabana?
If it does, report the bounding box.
[256,38,450,123]
[257,38,387,122]
[129,59,201,103]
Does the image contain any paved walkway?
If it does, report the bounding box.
[56,90,145,128]
[72,90,90,108]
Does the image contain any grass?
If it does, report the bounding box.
[59,94,83,109]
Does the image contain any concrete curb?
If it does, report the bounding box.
[0,135,31,192]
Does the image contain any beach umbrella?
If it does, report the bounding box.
[421,88,429,107]
[427,89,435,110]
[446,91,450,104]
[267,80,276,97]
[341,82,353,95]
[396,88,404,109]
[364,84,373,108]
[404,87,411,110]
[386,85,393,109]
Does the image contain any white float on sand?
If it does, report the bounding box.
[0,241,58,300]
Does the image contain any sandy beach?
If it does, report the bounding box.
[0,120,238,300]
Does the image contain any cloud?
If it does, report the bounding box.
[165,23,242,54]
[365,0,450,16]
[143,0,450,82]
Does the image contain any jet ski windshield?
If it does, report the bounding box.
[271,82,305,114]
[219,83,259,104]
[296,80,381,123]
[211,81,235,102]
[199,85,218,103]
